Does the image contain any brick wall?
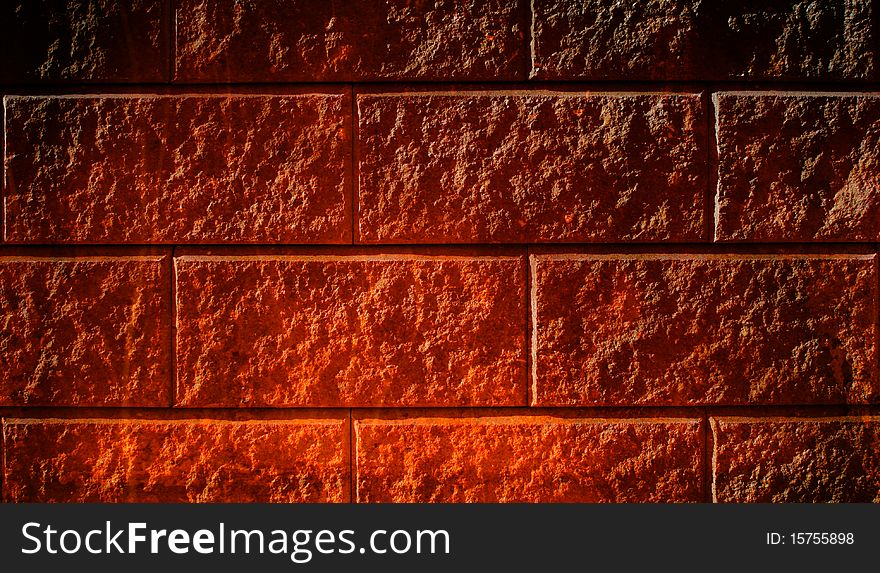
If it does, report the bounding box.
[1,1,879,503]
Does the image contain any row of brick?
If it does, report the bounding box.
[4,91,880,243]
[1,1,875,83]
[2,249,877,407]
[1,415,877,502]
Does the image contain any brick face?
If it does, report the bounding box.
[4,94,351,244]
[531,254,878,406]
[712,418,880,502]
[0,0,166,83]
[358,92,706,243]
[715,93,880,242]
[356,416,703,502]
[174,254,526,407]
[0,254,171,407]
[174,0,527,82]
[531,0,875,81]
[2,417,349,502]
[2,4,877,506]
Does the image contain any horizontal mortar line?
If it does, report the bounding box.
[2,78,880,87]
[2,81,880,96]
[1,242,879,250]
[0,407,349,419]
[2,246,879,258]
[1,404,879,419]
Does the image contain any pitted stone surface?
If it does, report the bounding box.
[4,95,350,244]
[0,0,165,82]
[531,0,874,81]
[712,418,880,502]
[175,0,526,81]
[0,256,170,406]
[2,417,349,503]
[532,254,878,406]
[715,93,880,241]
[358,93,706,243]
[175,255,526,407]
[356,417,703,502]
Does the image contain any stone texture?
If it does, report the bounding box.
[532,254,878,406]
[2,417,348,502]
[712,417,880,502]
[532,0,875,80]
[175,255,526,407]
[356,416,703,502]
[0,0,165,83]
[358,93,706,243]
[0,255,171,406]
[715,93,880,242]
[175,0,526,82]
[4,94,350,244]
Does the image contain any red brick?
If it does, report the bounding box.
[356,416,703,502]
[715,93,880,242]
[712,417,880,502]
[174,0,526,82]
[0,254,171,406]
[2,417,348,502]
[532,0,874,81]
[358,92,706,243]
[175,254,526,407]
[0,0,166,83]
[532,254,878,406]
[3,94,350,244]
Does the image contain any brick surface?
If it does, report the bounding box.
[531,0,874,81]
[2,417,348,502]
[3,94,350,244]
[356,416,703,502]
[0,0,165,83]
[174,0,526,82]
[358,92,706,243]
[531,254,878,406]
[715,93,880,242]
[3,1,878,507]
[175,254,526,407]
[0,254,171,406]
[712,417,880,502]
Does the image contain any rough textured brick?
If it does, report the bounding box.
[0,254,170,406]
[532,254,878,406]
[4,94,350,244]
[175,0,526,82]
[712,417,880,502]
[2,417,348,502]
[356,416,703,502]
[358,93,706,243]
[0,0,165,83]
[715,93,880,242]
[531,0,874,81]
[175,254,526,407]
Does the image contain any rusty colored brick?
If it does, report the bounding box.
[175,0,526,82]
[358,92,706,243]
[712,417,880,502]
[2,417,349,502]
[532,0,874,81]
[715,93,880,241]
[175,254,526,407]
[0,254,171,406]
[356,416,703,502]
[532,254,878,406]
[4,94,350,244]
[0,0,166,83]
